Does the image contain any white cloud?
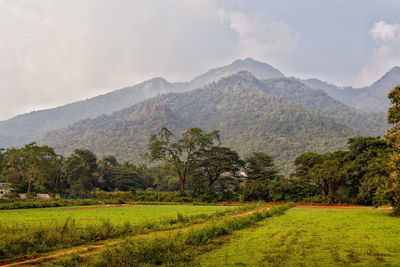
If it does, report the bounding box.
[360,21,400,86]
[0,0,300,121]
[0,0,238,120]
[370,21,400,41]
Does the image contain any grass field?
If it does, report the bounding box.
[0,204,241,260]
[195,207,400,266]
[0,204,234,227]
[3,204,400,266]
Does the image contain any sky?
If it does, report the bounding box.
[1,0,400,121]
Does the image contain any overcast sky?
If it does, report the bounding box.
[1,0,400,120]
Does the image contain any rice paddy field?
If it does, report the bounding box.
[195,207,400,266]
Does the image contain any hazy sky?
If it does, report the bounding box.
[1,0,400,120]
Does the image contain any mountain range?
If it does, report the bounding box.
[41,71,387,173]
[0,58,283,147]
[0,58,398,173]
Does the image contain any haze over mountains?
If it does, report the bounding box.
[0,58,398,171]
[302,66,400,112]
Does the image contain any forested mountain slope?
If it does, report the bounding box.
[0,58,283,148]
[262,78,388,136]
[42,72,365,173]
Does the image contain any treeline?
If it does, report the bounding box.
[147,127,392,205]
[280,137,390,204]
[0,144,154,194]
[0,128,391,207]
[0,129,394,206]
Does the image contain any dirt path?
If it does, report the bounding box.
[0,206,269,267]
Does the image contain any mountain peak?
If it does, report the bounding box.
[189,58,283,90]
[369,65,400,90]
[388,66,400,75]
[144,77,170,86]
[243,57,260,63]
[233,70,257,80]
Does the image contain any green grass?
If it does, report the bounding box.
[48,204,294,266]
[0,204,240,260]
[195,208,400,266]
[0,204,234,227]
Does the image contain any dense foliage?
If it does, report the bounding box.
[262,78,387,136]
[0,144,154,194]
[286,137,391,204]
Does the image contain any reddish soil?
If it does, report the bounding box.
[295,205,361,210]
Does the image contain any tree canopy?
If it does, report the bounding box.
[148,127,220,190]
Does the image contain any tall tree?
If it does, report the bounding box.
[311,151,347,203]
[195,146,243,186]
[244,152,278,182]
[109,166,149,191]
[148,127,220,190]
[64,149,98,192]
[242,152,279,201]
[96,155,118,190]
[4,143,60,193]
[345,137,390,204]
[292,152,323,182]
[291,152,323,198]
[384,85,400,213]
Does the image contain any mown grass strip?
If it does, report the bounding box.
[55,203,295,266]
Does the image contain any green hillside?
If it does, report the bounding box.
[262,78,388,136]
[42,71,369,173]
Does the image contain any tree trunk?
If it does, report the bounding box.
[27,176,32,193]
[178,174,185,191]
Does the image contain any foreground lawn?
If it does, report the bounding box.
[195,207,400,266]
[0,204,234,227]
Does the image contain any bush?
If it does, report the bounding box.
[0,199,102,210]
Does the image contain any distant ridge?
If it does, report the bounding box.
[302,66,400,112]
